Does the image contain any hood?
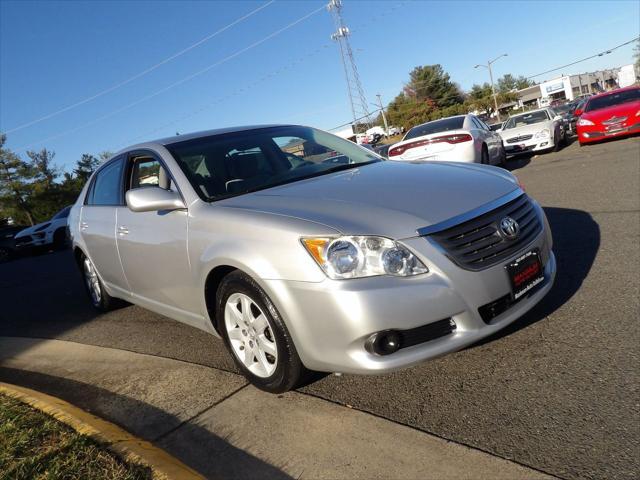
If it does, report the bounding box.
[581,100,640,123]
[219,161,519,239]
[499,121,552,139]
[15,221,50,238]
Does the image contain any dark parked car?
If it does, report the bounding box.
[0,224,28,263]
[554,100,587,136]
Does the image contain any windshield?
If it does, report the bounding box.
[52,206,71,219]
[166,126,382,201]
[503,110,549,129]
[585,88,640,112]
[553,103,574,114]
[404,117,465,140]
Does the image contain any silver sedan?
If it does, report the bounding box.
[68,125,556,392]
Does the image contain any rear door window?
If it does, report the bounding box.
[86,158,124,206]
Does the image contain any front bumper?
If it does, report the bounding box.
[266,207,555,374]
[578,121,640,143]
[504,137,553,155]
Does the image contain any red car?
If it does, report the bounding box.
[575,86,640,145]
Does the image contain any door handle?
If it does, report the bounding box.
[80,222,88,231]
[117,225,129,235]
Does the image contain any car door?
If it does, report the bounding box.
[80,156,130,295]
[115,151,198,324]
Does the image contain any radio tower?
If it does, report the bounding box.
[327,0,371,133]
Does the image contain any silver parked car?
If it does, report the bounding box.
[68,125,556,392]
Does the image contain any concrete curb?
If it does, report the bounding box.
[0,381,205,480]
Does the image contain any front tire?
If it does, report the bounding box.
[217,270,304,393]
[52,228,67,250]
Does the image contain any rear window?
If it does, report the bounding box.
[404,117,465,140]
[585,88,640,112]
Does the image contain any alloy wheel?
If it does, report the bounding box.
[224,292,278,378]
[83,257,101,306]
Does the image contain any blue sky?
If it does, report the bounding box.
[1,0,638,171]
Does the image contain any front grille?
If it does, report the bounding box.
[399,318,456,349]
[602,116,627,125]
[14,235,32,245]
[428,194,542,270]
[506,134,533,144]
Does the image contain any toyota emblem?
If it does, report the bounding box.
[499,216,520,240]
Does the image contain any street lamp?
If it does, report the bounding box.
[475,53,508,121]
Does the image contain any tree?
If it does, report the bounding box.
[74,154,100,183]
[26,148,58,189]
[0,135,37,225]
[403,65,464,108]
[497,74,535,93]
[383,65,467,130]
[466,82,517,118]
[634,38,640,73]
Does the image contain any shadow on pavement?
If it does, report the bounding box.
[474,206,600,346]
[0,367,292,480]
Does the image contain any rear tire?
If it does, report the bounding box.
[480,145,489,165]
[80,253,121,312]
[498,143,507,167]
[216,270,305,393]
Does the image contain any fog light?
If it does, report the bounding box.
[540,142,548,147]
[366,330,402,356]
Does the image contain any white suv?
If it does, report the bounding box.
[14,206,71,251]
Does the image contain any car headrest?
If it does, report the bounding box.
[226,153,261,178]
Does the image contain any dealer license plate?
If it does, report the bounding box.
[506,249,544,301]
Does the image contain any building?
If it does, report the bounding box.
[512,68,624,110]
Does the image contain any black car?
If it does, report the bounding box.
[0,224,28,263]
[553,100,585,136]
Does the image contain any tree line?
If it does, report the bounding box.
[0,134,110,226]
[380,64,535,131]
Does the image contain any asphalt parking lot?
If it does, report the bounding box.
[1,135,638,480]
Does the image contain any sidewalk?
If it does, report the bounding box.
[0,336,553,479]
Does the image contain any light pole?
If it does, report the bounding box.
[375,94,389,134]
[475,53,507,121]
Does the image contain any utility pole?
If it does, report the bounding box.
[327,0,371,135]
[475,53,507,121]
[376,94,388,134]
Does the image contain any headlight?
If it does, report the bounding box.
[534,129,550,138]
[577,118,594,126]
[301,236,428,279]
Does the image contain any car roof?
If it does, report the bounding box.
[154,124,290,146]
[587,85,639,100]
[411,115,467,129]
[116,124,293,155]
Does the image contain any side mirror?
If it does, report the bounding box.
[126,187,185,213]
[574,109,583,116]
[553,115,563,121]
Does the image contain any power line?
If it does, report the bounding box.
[526,36,639,80]
[13,4,326,152]
[114,1,408,147]
[1,0,276,135]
